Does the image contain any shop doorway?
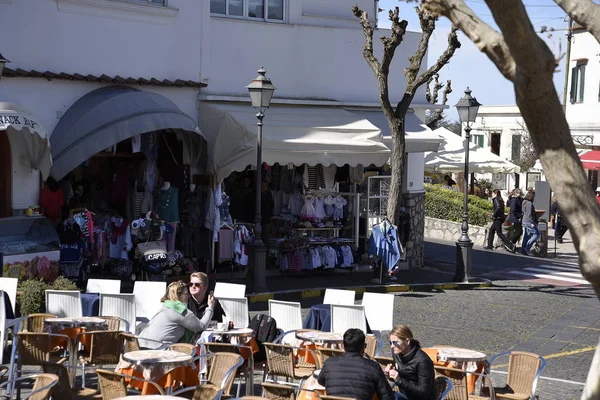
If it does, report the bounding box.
[0,130,11,218]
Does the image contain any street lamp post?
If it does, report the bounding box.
[454,87,481,283]
[246,67,276,294]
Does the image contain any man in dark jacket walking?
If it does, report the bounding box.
[318,329,394,400]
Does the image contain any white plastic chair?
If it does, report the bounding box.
[86,278,121,294]
[45,290,82,317]
[0,278,18,316]
[330,304,367,334]
[99,293,136,333]
[268,300,302,332]
[323,288,355,305]
[218,297,249,328]
[133,281,166,323]
[361,292,395,335]
[214,282,246,299]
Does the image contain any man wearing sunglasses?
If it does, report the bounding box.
[187,272,224,322]
[318,328,394,400]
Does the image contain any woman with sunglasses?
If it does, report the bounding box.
[384,325,435,400]
[138,280,215,349]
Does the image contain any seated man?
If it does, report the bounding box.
[318,328,394,400]
[187,272,225,323]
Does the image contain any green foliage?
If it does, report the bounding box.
[17,276,79,315]
[425,191,490,227]
[425,184,493,211]
[17,279,49,316]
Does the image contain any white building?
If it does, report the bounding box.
[469,106,546,193]
[0,0,441,268]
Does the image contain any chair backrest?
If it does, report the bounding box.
[364,335,383,358]
[21,314,57,333]
[361,292,395,332]
[17,333,57,366]
[323,289,355,305]
[264,343,296,379]
[434,366,468,400]
[99,293,136,333]
[96,369,127,400]
[82,330,124,365]
[330,304,367,334]
[316,347,344,365]
[373,356,393,374]
[42,362,74,400]
[214,282,246,299]
[261,382,296,400]
[169,343,197,356]
[192,383,224,400]
[434,376,453,400]
[207,352,244,394]
[218,297,249,328]
[0,290,5,365]
[268,300,302,332]
[86,278,121,294]
[133,281,166,322]
[121,332,141,352]
[0,277,18,315]
[45,290,82,317]
[26,373,59,400]
[506,351,545,397]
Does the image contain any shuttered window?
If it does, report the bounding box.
[570,61,587,103]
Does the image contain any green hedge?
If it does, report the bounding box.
[425,184,493,211]
[424,188,490,227]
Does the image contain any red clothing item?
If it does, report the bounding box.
[597,195,600,207]
[40,188,64,221]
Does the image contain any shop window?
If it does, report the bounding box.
[570,61,587,104]
[490,132,501,156]
[211,0,284,22]
[471,134,484,148]
[511,134,521,162]
[526,172,541,191]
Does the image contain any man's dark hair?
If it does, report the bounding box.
[343,328,366,353]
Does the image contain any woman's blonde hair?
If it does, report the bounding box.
[161,281,188,302]
[390,324,420,347]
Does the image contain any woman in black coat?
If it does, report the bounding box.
[484,189,516,252]
[384,325,436,400]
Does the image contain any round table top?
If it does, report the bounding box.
[437,347,487,363]
[123,350,192,366]
[113,396,188,400]
[296,330,343,343]
[208,327,254,336]
[45,317,106,325]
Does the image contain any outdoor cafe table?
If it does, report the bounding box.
[295,330,344,345]
[120,350,198,395]
[430,346,489,394]
[44,316,107,348]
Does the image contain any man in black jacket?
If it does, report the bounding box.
[187,272,224,322]
[318,329,394,400]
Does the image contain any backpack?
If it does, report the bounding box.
[249,314,281,362]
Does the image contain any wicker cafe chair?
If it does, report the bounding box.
[315,348,344,366]
[173,383,223,400]
[42,362,100,400]
[261,382,297,400]
[435,376,453,400]
[95,369,165,399]
[75,330,124,388]
[373,356,393,374]
[100,316,129,332]
[264,343,319,387]
[365,335,383,358]
[169,342,197,356]
[0,373,59,400]
[206,352,245,395]
[121,332,141,352]
[203,342,255,397]
[486,351,546,400]
[19,314,57,333]
[434,366,496,400]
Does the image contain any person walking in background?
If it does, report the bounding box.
[521,191,539,256]
[484,190,516,252]
[596,187,600,207]
[550,199,568,243]
[507,188,524,246]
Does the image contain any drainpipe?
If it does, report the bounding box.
[562,18,573,114]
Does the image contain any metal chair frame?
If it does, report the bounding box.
[0,373,59,400]
[487,351,546,400]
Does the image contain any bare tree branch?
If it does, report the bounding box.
[553,0,600,45]
[426,78,452,129]
[381,8,409,75]
[422,0,516,81]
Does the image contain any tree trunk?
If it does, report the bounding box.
[387,117,406,226]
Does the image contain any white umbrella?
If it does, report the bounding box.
[425,127,521,174]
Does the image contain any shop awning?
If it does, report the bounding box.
[201,103,391,183]
[50,86,204,180]
[580,150,600,170]
[425,127,521,174]
[0,102,52,180]
[348,110,443,153]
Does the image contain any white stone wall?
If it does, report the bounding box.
[424,217,488,247]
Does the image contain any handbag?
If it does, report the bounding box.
[135,240,167,259]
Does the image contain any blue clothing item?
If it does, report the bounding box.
[367,223,401,272]
[335,247,344,268]
[522,223,539,252]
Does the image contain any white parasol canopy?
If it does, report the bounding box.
[425,127,521,174]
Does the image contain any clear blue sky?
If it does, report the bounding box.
[377,0,569,120]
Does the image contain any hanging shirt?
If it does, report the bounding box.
[109,218,132,260]
[40,187,64,221]
[367,223,401,272]
[156,187,180,222]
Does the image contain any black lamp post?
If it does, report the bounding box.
[454,87,481,283]
[246,67,276,293]
[0,53,10,83]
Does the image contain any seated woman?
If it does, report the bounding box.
[138,280,215,349]
[384,325,436,400]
